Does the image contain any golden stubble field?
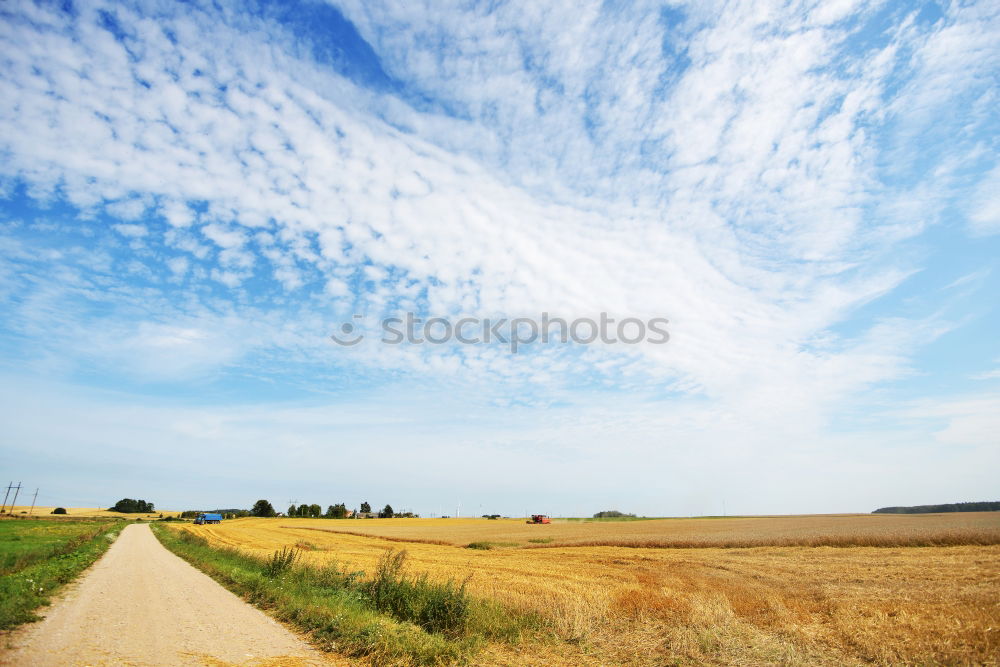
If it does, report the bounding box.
[181,514,1000,665]
[3,506,180,519]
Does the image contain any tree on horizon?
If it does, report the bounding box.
[251,499,276,517]
[109,498,154,513]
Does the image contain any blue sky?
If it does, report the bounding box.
[0,0,997,516]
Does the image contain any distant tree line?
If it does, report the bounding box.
[214,508,251,517]
[245,499,415,519]
[286,503,351,518]
[109,498,154,513]
[286,501,409,518]
[593,510,636,518]
[873,501,1000,514]
[174,500,422,520]
[180,509,251,519]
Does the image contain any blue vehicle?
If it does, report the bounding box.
[193,513,223,525]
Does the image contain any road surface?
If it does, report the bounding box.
[1,523,339,666]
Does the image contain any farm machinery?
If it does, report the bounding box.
[526,514,551,524]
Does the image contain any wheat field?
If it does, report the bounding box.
[262,513,1000,548]
[3,506,180,519]
[181,514,1000,665]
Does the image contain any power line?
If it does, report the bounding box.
[0,482,12,514]
[9,482,22,513]
[29,488,39,515]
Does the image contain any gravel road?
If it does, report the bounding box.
[1,523,340,666]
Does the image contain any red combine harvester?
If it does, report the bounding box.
[526,514,551,524]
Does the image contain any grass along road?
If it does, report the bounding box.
[0,518,121,630]
[152,524,541,665]
[1,523,334,667]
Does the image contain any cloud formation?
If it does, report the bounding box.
[0,0,997,512]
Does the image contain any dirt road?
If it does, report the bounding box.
[2,523,339,666]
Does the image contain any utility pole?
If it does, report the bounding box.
[9,482,22,513]
[29,488,39,515]
[0,482,12,514]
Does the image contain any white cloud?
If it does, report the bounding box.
[0,0,996,511]
[112,223,148,238]
[967,164,1000,235]
[105,198,149,221]
[970,358,1000,381]
[161,200,195,228]
[0,1,968,396]
[166,255,189,278]
[893,394,1000,448]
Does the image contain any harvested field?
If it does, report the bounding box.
[179,514,1000,665]
[3,506,180,519]
[269,513,1000,548]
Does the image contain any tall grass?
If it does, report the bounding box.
[263,545,299,576]
[152,525,540,665]
[367,549,471,636]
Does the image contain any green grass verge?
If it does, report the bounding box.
[0,519,123,629]
[151,524,542,665]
